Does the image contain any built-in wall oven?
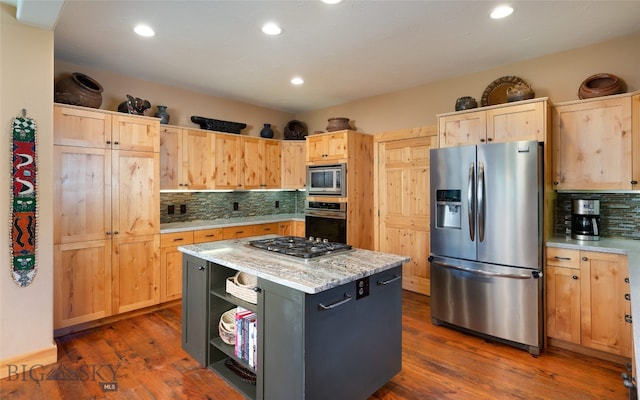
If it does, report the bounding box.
[304,201,347,244]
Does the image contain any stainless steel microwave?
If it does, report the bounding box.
[306,164,346,197]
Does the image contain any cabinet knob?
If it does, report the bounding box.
[631,180,638,185]
[113,141,119,145]
[106,140,111,145]
[106,231,111,235]
[113,231,119,235]
[625,277,630,283]
[198,265,205,271]
[625,314,633,324]
[625,293,631,301]
[553,181,559,186]
[487,138,493,142]
[480,138,485,142]
[581,256,588,261]
[572,275,578,280]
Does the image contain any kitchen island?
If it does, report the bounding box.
[179,235,409,400]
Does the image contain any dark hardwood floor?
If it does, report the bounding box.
[1,290,629,399]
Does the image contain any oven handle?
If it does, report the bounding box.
[433,259,538,279]
[305,210,347,220]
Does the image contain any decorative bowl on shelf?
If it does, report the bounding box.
[578,73,623,99]
[284,120,308,140]
[326,117,351,132]
[506,82,535,102]
[455,96,478,111]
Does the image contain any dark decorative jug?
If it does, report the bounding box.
[260,123,274,138]
[155,105,170,124]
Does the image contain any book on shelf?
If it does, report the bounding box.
[234,307,257,369]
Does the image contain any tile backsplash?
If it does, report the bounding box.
[554,192,640,239]
[161,191,306,223]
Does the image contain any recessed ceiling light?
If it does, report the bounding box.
[291,77,304,85]
[262,22,282,36]
[490,5,514,19]
[134,24,155,37]
[322,0,343,4]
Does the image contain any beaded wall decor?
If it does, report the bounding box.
[10,110,38,287]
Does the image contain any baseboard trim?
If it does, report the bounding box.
[0,342,58,380]
[53,299,181,338]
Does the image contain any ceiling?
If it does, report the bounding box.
[11,0,640,113]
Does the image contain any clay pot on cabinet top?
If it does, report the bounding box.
[54,72,104,109]
[326,117,350,132]
[578,73,623,99]
[506,83,535,102]
[455,96,478,111]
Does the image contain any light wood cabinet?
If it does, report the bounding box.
[306,130,374,249]
[278,221,293,236]
[545,246,631,358]
[552,92,639,190]
[281,141,306,189]
[306,131,349,164]
[437,97,548,148]
[159,125,186,189]
[194,228,223,243]
[112,234,160,314]
[53,104,161,329]
[160,231,194,302]
[213,133,242,189]
[54,240,112,329]
[159,126,215,190]
[242,137,281,189]
[293,220,305,237]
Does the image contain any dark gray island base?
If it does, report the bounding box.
[179,236,409,400]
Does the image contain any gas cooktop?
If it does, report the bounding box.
[248,236,352,259]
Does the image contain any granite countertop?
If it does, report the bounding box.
[161,213,305,233]
[178,235,409,294]
[546,236,640,365]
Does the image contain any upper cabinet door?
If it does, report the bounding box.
[438,111,486,148]
[213,133,242,189]
[281,141,306,189]
[183,130,213,190]
[159,125,185,190]
[487,100,546,143]
[54,105,112,148]
[552,95,632,190]
[112,114,160,152]
[306,131,348,163]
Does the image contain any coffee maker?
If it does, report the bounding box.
[571,199,600,241]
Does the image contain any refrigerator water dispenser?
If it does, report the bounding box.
[436,189,461,229]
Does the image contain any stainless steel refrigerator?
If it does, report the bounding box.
[429,140,543,355]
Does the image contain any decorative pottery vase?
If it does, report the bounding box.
[506,83,535,102]
[260,123,274,138]
[54,72,104,109]
[326,117,350,132]
[455,96,478,111]
[578,73,623,99]
[155,105,170,124]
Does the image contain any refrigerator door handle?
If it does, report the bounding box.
[468,162,475,242]
[477,161,485,242]
[435,260,535,280]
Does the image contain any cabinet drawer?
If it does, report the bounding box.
[546,247,580,269]
[161,231,194,248]
[194,228,223,243]
[254,222,279,235]
[222,226,254,239]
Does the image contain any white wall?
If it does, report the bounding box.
[0,4,56,377]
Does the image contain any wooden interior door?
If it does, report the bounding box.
[376,128,437,295]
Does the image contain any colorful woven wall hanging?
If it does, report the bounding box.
[10,111,38,287]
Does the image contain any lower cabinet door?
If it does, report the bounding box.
[54,240,112,329]
[112,234,160,314]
